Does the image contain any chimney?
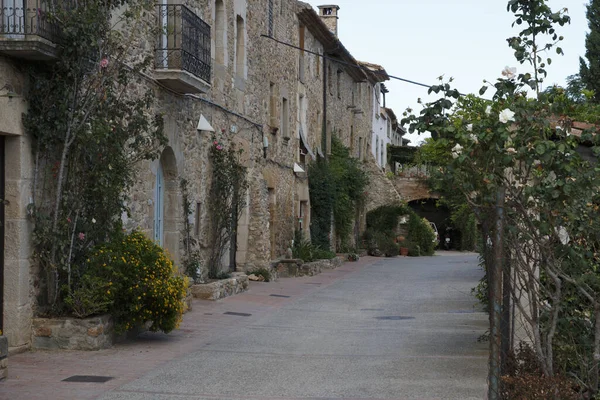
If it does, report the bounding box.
[317,5,340,37]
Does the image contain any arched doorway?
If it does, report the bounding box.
[154,147,180,262]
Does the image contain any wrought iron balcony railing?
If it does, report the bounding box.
[155,4,211,84]
[0,0,60,43]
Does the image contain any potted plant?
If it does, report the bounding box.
[397,236,409,256]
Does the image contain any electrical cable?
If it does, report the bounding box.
[261,34,438,90]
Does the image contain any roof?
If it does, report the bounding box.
[358,61,390,83]
[384,107,397,122]
[297,2,369,82]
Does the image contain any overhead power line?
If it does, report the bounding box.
[261,34,438,90]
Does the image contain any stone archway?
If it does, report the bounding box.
[155,147,180,264]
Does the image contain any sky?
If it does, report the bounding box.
[306,0,589,146]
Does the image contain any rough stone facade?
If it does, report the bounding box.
[392,177,439,203]
[364,155,402,212]
[0,0,405,350]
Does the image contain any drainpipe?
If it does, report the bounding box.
[322,55,328,159]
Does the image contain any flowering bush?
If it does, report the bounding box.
[76,231,188,333]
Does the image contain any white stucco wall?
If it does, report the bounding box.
[371,83,389,169]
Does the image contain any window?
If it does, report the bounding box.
[298,25,305,82]
[328,65,332,94]
[327,121,332,155]
[299,201,308,232]
[195,202,201,237]
[267,0,274,37]
[235,15,245,78]
[336,69,341,99]
[375,137,379,163]
[269,82,277,130]
[380,142,384,167]
[299,94,307,136]
[323,7,332,15]
[215,0,225,65]
[281,97,289,138]
[358,137,363,160]
[316,50,321,78]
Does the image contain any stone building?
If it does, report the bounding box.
[0,0,402,352]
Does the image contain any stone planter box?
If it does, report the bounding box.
[33,314,114,351]
[191,272,249,301]
[276,256,343,278]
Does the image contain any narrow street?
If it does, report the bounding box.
[1,254,488,400]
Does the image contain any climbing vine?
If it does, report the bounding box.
[206,135,248,279]
[308,136,368,251]
[24,0,166,312]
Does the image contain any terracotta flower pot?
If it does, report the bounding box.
[400,247,409,256]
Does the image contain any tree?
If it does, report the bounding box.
[580,0,600,102]
[26,1,166,309]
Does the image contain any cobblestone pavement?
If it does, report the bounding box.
[0,254,488,400]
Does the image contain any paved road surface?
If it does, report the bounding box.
[1,253,488,400]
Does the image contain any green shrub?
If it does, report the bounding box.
[64,274,112,318]
[407,214,436,256]
[366,203,409,233]
[292,235,336,262]
[214,271,231,280]
[406,241,421,257]
[81,231,188,333]
[253,268,271,282]
[347,253,359,261]
[364,229,398,257]
[314,248,336,260]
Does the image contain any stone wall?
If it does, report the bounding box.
[32,315,114,351]
[365,154,402,212]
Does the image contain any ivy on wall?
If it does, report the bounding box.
[206,136,248,278]
[308,136,368,251]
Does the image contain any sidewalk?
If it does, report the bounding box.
[0,257,374,400]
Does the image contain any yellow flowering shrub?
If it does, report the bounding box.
[83,231,187,333]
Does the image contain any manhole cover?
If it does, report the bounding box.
[269,294,291,298]
[63,375,113,383]
[375,316,415,321]
[224,312,252,317]
[361,308,385,311]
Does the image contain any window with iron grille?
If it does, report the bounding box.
[155,4,211,83]
[268,0,273,37]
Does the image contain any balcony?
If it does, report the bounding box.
[0,0,60,60]
[155,4,211,94]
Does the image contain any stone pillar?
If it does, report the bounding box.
[3,134,34,351]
